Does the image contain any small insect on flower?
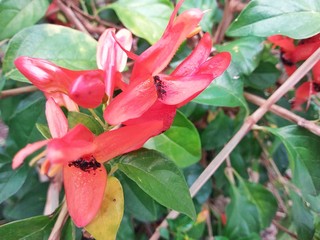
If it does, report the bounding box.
[153,75,166,99]
[68,155,101,173]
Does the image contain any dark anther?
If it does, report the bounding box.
[153,75,166,99]
[68,155,101,173]
[314,82,320,92]
[280,51,294,66]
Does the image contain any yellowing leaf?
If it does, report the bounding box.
[85,176,124,240]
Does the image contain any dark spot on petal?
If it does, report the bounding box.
[153,75,166,99]
[68,155,101,173]
[314,82,320,92]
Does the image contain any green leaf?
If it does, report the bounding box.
[61,218,76,240]
[266,126,320,211]
[0,154,29,204]
[118,149,196,220]
[36,123,51,139]
[144,111,201,168]
[240,181,278,229]
[116,172,163,222]
[3,171,48,220]
[291,191,315,240]
[68,111,104,135]
[244,62,280,90]
[108,0,173,44]
[179,0,218,33]
[183,164,212,204]
[0,0,49,41]
[3,24,97,82]
[0,215,56,239]
[227,0,320,39]
[224,184,260,239]
[216,37,264,76]
[8,93,46,148]
[193,64,248,112]
[201,111,233,150]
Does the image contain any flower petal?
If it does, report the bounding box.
[12,140,50,169]
[14,56,72,92]
[291,41,320,63]
[158,74,214,106]
[292,81,316,110]
[44,92,79,112]
[104,79,158,125]
[63,164,107,227]
[68,70,105,108]
[124,100,176,131]
[46,98,68,138]
[97,28,132,97]
[47,125,96,164]
[93,121,163,162]
[267,35,295,52]
[172,33,212,77]
[130,8,203,81]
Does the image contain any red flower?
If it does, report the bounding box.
[268,34,320,110]
[14,28,132,109]
[13,98,163,227]
[104,1,231,127]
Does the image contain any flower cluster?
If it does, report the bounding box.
[268,34,320,110]
[12,0,231,227]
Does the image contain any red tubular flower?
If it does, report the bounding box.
[104,2,231,127]
[14,28,131,109]
[15,57,105,109]
[13,98,163,227]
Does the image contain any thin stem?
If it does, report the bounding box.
[244,92,320,136]
[0,86,38,99]
[149,47,320,240]
[57,0,90,35]
[88,108,106,129]
[48,201,69,240]
[272,220,298,239]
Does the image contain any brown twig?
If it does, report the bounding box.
[244,92,320,136]
[0,86,38,99]
[149,47,320,240]
[213,0,247,44]
[56,0,90,35]
[272,220,298,239]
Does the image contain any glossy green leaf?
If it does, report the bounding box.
[3,24,97,82]
[118,149,196,220]
[266,126,320,210]
[201,111,233,150]
[216,37,264,76]
[36,123,51,139]
[8,93,46,148]
[224,184,260,239]
[227,0,320,39]
[179,0,218,33]
[61,218,76,240]
[193,64,248,112]
[144,111,201,168]
[240,181,278,229]
[0,0,49,41]
[68,111,104,135]
[0,154,29,204]
[291,191,315,239]
[108,0,173,44]
[245,62,280,90]
[0,215,56,239]
[183,164,212,204]
[117,172,163,222]
[3,170,48,220]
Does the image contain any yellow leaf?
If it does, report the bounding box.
[85,176,124,240]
